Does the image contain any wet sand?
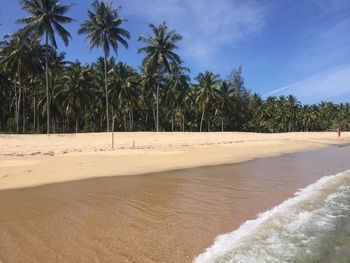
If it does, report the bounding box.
[0,146,349,262]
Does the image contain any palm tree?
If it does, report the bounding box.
[139,67,158,130]
[56,62,94,133]
[92,56,116,131]
[79,0,130,132]
[1,33,42,133]
[166,62,190,131]
[17,0,73,134]
[110,63,138,131]
[216,81,234,132]
[195,71,220,132]
[138,22,182,132]
[286,95,300,132]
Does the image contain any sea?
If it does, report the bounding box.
[194,170,350,263]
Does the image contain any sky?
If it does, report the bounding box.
[1,0,350,104]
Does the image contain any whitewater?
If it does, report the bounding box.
[194,170,350,263]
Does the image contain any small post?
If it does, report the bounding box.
[133,140,135,148]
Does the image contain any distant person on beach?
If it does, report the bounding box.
[336,125,341,138]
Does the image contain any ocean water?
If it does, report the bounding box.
[194,170,350,263]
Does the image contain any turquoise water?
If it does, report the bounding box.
[195,170,350,263]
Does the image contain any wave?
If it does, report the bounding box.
[194,170,350,263]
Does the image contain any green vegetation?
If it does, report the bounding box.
[0,0,349,134]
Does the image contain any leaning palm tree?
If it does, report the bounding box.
[17,0,73,134]
[138,22,182,132]
[79,0,130,132]
[195,71,221,132]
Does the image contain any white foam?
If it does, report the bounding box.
[194,170,350,263]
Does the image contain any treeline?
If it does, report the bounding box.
[0,0,349,134]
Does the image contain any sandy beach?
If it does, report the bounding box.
[1,132,350,190]
[1,145,349,262]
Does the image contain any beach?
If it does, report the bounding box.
[1,132,350,262]
[0,132,349,189]
[0,143,349,262]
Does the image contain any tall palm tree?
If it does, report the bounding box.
[195,71,220,132]
[56,62,94,133]
[138,22,182,132]
[1,33,41,133]
[139,67,158,130]
[17,0,73,134]
[216,81,234,132]
[110,63,138,131]
[79,0,130,132]
[286,95,300,132]
[166,62,190,131]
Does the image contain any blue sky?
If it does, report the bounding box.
[1,0,350,104]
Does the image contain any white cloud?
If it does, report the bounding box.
[119,0,266,66]
[264,66,350,103]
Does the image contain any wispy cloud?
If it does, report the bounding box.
[264,66,350,103]
[119,0,266,66]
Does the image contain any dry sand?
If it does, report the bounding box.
[0,132,349,190]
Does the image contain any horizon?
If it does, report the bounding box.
[1,0,350,104]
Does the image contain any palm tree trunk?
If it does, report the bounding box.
[182,113,185,132]
[53,116,56,133]
[104,52,110,132]
[111,112,115,149]
[17,89,21,133]
[221,117,224,132]
[75,118,78,133]
[17,70,22,134]
[123,112,126,132]
[152,107,157,131]
[200,109,205,132]
[22,87,25,134]
[36,113,39,133]
[129,109,133,131]
[33,97,36,133]
[45,33,50,134]
[14,78,18,133]
[156,72,160,132]
[16,75,21,134]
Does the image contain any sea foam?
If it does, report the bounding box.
[194,170,350,263]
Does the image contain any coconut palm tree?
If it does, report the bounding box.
[79,0,130,132]
[56,62,94,133]
[17,0,73,134]
[139,67,158,130]
[166,62,190,131]
[216,81,234,132]
[0,33,42,133]
[138,22,182,132]
[286,95,300,132]
[195,71,220,132]
[110,63,139,131]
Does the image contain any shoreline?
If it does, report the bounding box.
[1,132,350,190]
[1,145,349,262]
